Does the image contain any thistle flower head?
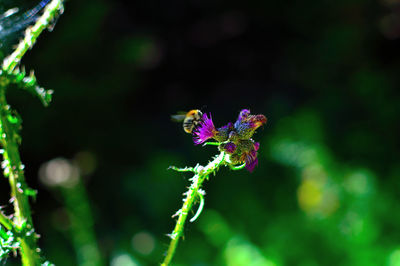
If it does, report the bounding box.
[227,139,259,172]
[192,108,267,172]
[234,109,267,140]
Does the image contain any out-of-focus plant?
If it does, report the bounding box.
[162,109,267,265]
[0,0,63,264]
[267,110,383,265]
[39,156,103,266]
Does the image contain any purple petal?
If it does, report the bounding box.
[245,156,258,172]
[237,109,250,122]
[244,142,259,172]
[193,113,217,145]
[248,114,267,129]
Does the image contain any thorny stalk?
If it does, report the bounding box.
[162,152,244,265]
[0,0,64,264]
[2,0,64,72]
[0,90,40,265]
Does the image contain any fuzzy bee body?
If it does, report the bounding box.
[171,109,203,134]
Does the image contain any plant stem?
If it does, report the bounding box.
[0,91,40,265]
[0,1,63,264]
[0,211,13,231]
[162,152,226,266]
[2,0,64,72]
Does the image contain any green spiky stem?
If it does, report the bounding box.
[0,211,13,231]
[162,152,230,265]
[0,1,63,264]
[2,0,64,72]
[0,91,41,265]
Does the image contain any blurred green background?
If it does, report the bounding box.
[1,0,400,265]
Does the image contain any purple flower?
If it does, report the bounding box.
[193,113,217,145]
[226,139,260,172]
[191,109,266,172]
[234,109,267,140]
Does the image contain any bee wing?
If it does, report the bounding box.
[171,113,186,122]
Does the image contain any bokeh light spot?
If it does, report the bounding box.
[198,209,232,246]
[344,169,374,196]
[224,236,276,266]
[39,158,79,188]
[388,248,400,266]
[297,178,322,212]
[110,253,138,266]
[131,231,155,255]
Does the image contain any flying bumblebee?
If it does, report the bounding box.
[171,109,203,134]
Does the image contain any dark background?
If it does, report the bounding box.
[1,0,400,265]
